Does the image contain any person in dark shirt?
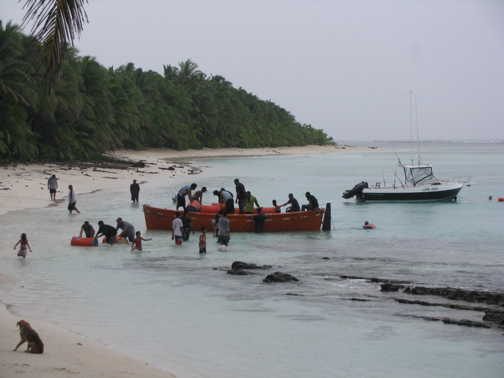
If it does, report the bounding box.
[79,221,95,238]
[177,183,197,210]
[181,210,192,241]
[279,193,300,212]
[130,180,140,203]
[95,220,117,244]
[253,208,267,233]
[302,192,320,211]
[234,179,247,213]
[214,188,234,214]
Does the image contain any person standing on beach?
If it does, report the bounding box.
[172,212,184,245]
[217,212,230,246]
[47,175,58,201]
[234,179,247,213]
[14,233,32,258]
[176,183,197,210]
[130,180,140,204]
[68,185,80,214]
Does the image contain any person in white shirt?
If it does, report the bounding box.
[171,212,184,245]
[68,185,80,214]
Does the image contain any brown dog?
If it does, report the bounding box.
[13,320,44,354]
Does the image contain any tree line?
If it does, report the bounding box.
[0,22,333,162]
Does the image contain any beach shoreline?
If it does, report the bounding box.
[0,144,360,216]
[0,144,361,378]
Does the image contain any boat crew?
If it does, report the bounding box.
[176,183,197,210]
[302,192,319,211]
[279,193,300,212]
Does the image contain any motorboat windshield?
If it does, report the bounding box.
[403,164,434,186]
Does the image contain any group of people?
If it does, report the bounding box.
[79,218,150,251]
[176,179,321,216]
[47,175,81,214]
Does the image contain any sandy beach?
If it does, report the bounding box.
[0,144,352,378]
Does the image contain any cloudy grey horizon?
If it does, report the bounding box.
[2,0,503,141]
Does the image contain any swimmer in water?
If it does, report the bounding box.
[363,221,376,230]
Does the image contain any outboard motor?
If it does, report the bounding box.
[342,181,368,199]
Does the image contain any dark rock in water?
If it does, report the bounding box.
[393,298,488,312]
[441,318,490,329]
[483,310,504,327]
[131,161,146,168]
[263,272,299,283]
[231,261,272,270]
[339,275,411,285]
[227,269,250,276]
[380,283,403,292]
[403,286,504,306]
[399,314,491,329]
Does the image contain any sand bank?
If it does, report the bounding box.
[0,302,174,378]
[109,144,352,161]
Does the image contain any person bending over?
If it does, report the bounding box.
[79,221,95,238]
[176,183,197,210]
[116,217,136,243]
[95,221,117,244]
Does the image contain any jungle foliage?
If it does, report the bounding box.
[0,22,333,161]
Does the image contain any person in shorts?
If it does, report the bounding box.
[172,212,184,245]
[13,233,32,258]
[47,175,58,201]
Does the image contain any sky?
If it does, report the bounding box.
[2,0,503,141]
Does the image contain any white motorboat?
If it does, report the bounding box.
[342,160,464,202]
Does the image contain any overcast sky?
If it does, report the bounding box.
[2,0,503,141]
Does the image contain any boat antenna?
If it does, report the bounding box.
[413,92,422,164]
[409,90,414,143]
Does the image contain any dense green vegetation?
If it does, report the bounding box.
[0,22,333,161]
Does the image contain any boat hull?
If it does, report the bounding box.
[359,184,463,202]
[143,205,325,232]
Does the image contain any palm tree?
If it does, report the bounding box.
[178,59,205,81]
[22,0,88,74]
[0,21,30,105]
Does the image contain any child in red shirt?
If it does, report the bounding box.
[132,231,151,251]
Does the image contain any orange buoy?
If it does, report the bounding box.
[70,237,98,247]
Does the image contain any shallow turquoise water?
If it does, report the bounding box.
[1,142,503,378]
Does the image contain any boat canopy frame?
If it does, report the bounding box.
[401,163,434,186]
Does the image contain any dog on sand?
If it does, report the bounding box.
[13,320,44,354]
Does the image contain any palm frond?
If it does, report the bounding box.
[22,0,88,73]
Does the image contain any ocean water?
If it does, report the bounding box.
[1,142,503,378]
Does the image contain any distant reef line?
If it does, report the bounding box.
[0,21,333,163]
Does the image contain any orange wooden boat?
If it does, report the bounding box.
[143,204,325,232]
